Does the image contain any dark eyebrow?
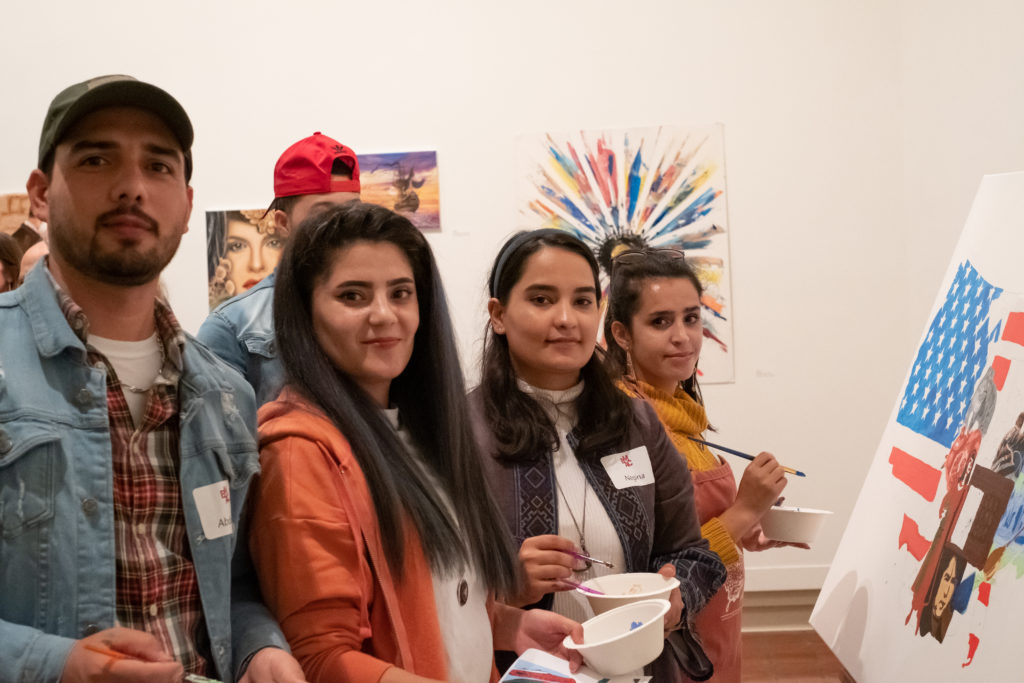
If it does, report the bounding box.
[68,140,117,154]
[648,305,701,317]
[523,284,597,295]
[144,142,181,159]
[67,140,181,160]
[335,277,415,289]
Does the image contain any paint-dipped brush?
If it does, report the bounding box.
[564,549,614,569]
[688,437,806,477]
[562,579,605,595]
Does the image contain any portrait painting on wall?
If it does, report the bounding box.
[206,208,283,310]
[516,124,734,383]
[358,151,441,232]
[0,192,45,251]
[811,172,1024,682]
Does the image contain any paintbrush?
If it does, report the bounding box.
[564,549,614,568]
[687,437,806,477]
[562,579,605,595]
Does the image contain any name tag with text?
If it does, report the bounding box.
[601,446,654,489]
[193,480,234,540]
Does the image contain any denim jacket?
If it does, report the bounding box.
[197,272,285,407]
[0,265,290,682]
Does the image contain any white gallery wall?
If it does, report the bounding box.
[2,0,1021,593]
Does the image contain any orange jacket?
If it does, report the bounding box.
[250,389,467,682]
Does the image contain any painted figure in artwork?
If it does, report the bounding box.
[206,209,283,308]
[992,411,1024,478]
[391,162,426,212]
[918,545,966,643]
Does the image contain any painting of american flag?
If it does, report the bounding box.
[897,261,1003,447]
[811,173,1024,682]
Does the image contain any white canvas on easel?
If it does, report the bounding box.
[811,172,1024,682]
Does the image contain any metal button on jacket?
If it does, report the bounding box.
[82,623,101,636]
[457,578,469,606]
[81,498,98,515]
[74,388,93,408]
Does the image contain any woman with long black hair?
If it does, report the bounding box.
[470,228,726,680]
[249,203,580,682]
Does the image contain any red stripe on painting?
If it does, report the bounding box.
[889,447,942,501]
[978,581,991,606]
[993,356,1011,391]
[898,514,931,560]
[962,633,980,668]
[1002,312,1024,346]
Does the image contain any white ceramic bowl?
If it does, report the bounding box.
[562,599,670,676]
[577,572,680,615]
[760,505,833,544]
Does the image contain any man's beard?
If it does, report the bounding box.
[49,205,184,286]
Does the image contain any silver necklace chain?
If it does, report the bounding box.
[119,338,168,394]
[554,474,592,573]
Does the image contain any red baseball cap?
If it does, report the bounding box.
[273,132,360,198]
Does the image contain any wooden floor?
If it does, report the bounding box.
[741,630,854,682]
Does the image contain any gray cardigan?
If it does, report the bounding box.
[468,388,726,679]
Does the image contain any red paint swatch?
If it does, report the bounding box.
[898,515,931,560]
[978,581,991,606]
[889,447,941,502]
[993,356,1011,391]
[963,633,980,668]
[1003,312,1024,346]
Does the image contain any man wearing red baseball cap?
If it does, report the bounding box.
[198,133,360,406]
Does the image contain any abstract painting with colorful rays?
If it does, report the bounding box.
[517,124,734,383]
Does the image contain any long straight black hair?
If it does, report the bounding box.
[603,249,707,404]
[480,229,632,461]
[274,201,516,593]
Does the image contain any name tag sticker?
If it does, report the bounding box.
[601,446,654,489]
[192,480,233,540]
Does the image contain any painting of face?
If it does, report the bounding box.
[225,217,284,293]
[612,276,704,395]
[932,556,958,619]
[311,240,419,407]
[489,246,600,391]
[206,208,283,308]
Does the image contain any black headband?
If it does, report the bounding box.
[488,228,568,298]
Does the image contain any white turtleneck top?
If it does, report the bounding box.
[519,380,626,624]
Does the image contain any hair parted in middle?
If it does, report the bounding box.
[480,228,632,462]
[273,200,516,593]
[603,247,708,404]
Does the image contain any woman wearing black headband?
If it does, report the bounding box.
[469,229,726,679]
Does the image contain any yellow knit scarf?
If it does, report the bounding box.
[631,380,719,472]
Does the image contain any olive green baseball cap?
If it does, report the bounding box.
[38,74,194,181]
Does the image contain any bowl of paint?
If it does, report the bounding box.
[760,505,833,545]
[577,572,680,615]
[562,599,671,676]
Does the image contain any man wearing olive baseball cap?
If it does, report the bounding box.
[0,75,305,683]
[198,132,360,406]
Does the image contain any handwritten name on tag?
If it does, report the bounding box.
[192,480,233,540]
[601,445,654,489]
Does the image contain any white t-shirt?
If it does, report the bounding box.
[90,332,163,427]
[383,407,493,682]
